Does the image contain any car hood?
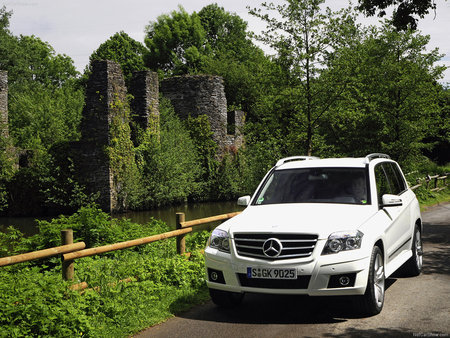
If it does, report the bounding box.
[222,204,376,240]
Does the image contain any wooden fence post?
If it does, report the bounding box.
[176,212,186,255]
[61,229,74,281]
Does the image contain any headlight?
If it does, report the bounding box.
[322,230,363,255]
[208,229,230,253]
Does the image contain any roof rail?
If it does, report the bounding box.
[365,153,391,163]
[276,156,319,167]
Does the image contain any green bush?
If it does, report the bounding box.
[135,99,201,208]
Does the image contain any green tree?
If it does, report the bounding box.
[89,31,147,86]
[249,0,360,155]
[144,6,208,75]
[0,25,83,151]
[322,23,445,166]
[144,4,272,113]
[357,0,437,30]
[428,88,450,165]
[0,8,84,215]
[0,7,16,72]
[198,4,273,112]
[0,136,14,212]
[198,3,253,58]
[5,34,78,87]
[9,82,83,150]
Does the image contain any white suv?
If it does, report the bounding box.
[205,154,423,315]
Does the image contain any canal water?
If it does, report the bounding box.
[0,200,245,237]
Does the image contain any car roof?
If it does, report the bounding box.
[276,157,370,170]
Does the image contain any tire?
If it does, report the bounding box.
[209,288,244,307]
[402,225,423,277]
[356,246,385,316]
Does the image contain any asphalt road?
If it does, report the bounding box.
[136,203,450,338]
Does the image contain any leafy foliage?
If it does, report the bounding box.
[0,133,14,212]
[134,99,201,208]
[89,31,147,87]
[107,95,141,211]
[0,7,84,215]
[321,22,445,167]
[357,0,437,30]
[144,6,208,75]
[248,0,362,155]
[0,205,210,337]
[9,81,83,151]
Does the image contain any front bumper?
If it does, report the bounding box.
[205,247,370,296]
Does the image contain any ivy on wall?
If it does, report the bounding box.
[107,94,141,211]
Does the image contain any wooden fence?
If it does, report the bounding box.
[0,211,241,281]
[408,173,448,192]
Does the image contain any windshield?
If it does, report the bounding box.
[254,168,369,205]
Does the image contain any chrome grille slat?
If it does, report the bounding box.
[279,252,312,258]
[282,246,315,250]
[279,239,318,243]
[233,238,265,242]
[234,233,318,260]
[235,244,262,250]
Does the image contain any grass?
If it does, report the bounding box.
[416,186,450,211]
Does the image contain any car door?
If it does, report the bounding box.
[384,162,413,253]
[374,162,411,264]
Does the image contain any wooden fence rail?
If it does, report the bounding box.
[409,173,448,192]
[0,211,241,282]
[0,241,85,267]
[63,227,193,261]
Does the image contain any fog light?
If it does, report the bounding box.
[211,271,218,281]
[207,268,225,284]
[339,276,350,286]
[327,273,356,288]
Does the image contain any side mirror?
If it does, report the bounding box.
[381,194,403,207]
[237,195,251,206]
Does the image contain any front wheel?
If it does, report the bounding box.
[209,288,244,307]
[355,246,385,316]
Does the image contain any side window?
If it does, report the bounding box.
[374,164,391,204]
[390,163,407,193]
[384,162,407,195]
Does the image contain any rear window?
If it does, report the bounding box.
[254,167,370,205]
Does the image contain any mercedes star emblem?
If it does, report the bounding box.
[262,238,283,258]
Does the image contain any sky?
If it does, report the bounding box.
[3,0,450,84]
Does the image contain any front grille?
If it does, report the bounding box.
[237,273,311,289]
[234,233,318,260]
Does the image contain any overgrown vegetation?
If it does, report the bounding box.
[0,204,211,337]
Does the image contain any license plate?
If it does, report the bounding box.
[247,267,297,279]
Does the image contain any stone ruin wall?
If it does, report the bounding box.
[160,75,244,154]
[0,71,8,139]
[130,71,160,136]
[0,61,245,213]
[77,60,128,213]
[225,110,245,151]
[77,61,160,213]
